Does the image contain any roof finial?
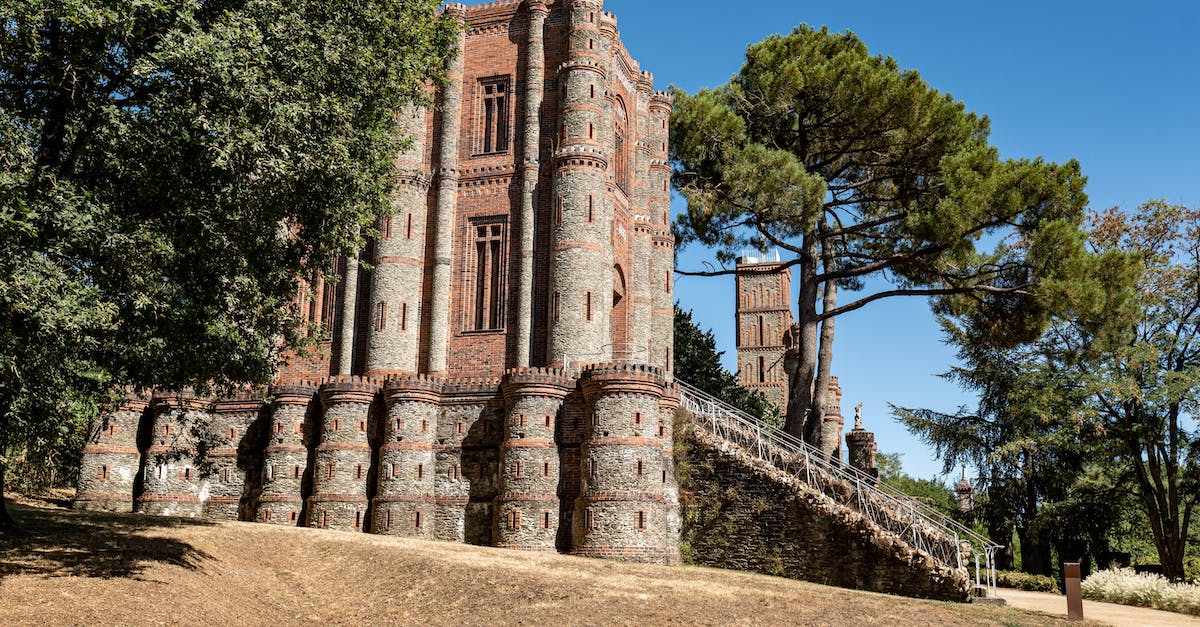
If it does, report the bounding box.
[853,402,863,430]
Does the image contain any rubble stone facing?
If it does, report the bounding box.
[374,375,442,537]
[74,394,148,513]
[136,392,212,517]
[573,363,675,564]
[496,368,574,550]
[678,422,970,601]
[306,378,378,532]
[259,384,316,525]
[201,398,265,520]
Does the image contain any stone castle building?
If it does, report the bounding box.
[75,0,681,565]
[71,1,973,599]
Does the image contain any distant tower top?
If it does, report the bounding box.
[733,252,792,414]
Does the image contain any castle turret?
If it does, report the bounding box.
[374,375,441,537]
[820,377,844,461]
[628,71,655,358]
[647,90,674,372]
[495,368,574,551]
[259,384,316,525]
[574,363,670,563]
[136,391,210,517]
[440,378,503,543]
[366,104,429,376]
[202,396,264,520]
[845,402,879,483]
[74,393,148,512]
[548,0,614,366]
[307,378,377,532]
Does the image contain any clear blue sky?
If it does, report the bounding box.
[603,0,1200,480]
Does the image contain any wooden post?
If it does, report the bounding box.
[1064,562,1084,621]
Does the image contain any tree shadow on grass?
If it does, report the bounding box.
[0,500,215,581]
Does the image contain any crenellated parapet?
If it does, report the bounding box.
[573,363,674,563]
[307,377,380,532]
[75,392,149,513]
[136,390,212,517]
[495,367,575,551]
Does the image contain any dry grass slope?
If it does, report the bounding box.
[0,497,1079,626]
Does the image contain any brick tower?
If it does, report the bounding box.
[734,253,793,413]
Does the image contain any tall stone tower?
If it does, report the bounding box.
[734,253,793,413]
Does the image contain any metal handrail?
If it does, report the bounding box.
[676,379,1001,598]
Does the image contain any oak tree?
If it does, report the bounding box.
[0,0,456,531]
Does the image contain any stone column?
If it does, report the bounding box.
[367,104,429,376]
[426,4,467,374]
[74,393,147,513]
[647,90,674,373]
[136,392,210,518]
[573,363,670,564]
[495,368,574,551]
[845,404,878,483]
[820,376,844,461]
[307,378,377,532]
[549,0,614,366]
[374,375,441,537]
[336,249,360,375]
[202,396,264,520]
[259,384,316,525]
[515,0,549,367]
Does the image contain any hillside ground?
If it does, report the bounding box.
[0,494,1083,626]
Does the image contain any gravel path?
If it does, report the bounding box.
[1000,588,1200,627]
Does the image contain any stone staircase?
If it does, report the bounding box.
[676,380,999,601]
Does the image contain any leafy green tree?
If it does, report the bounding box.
[0,0,456,531]
[674,305,778,426]
[670,25,1096,445]
[875,451,956,517]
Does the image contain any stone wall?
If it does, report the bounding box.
[676,416,969,601]
[76,363,680,566]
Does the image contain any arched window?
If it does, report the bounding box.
[613,97,630,194]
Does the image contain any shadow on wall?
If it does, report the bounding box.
[0,501,213,581]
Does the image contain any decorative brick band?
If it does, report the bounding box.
[494,492,558,503]
[269,384,318,406]
[136,494,203,503]
[315,442,372,452]
[308,494,370,504]
[212,398,266,414]
[82,445,140,455]
[265,444,307,454]
[576,491,667,504]
[380,441,434,452]
[584,436,662,447]
[574,546,670,559]
[259,494,304,504]
[500,437,555,449]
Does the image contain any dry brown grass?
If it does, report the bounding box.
[0,495,1079,626]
